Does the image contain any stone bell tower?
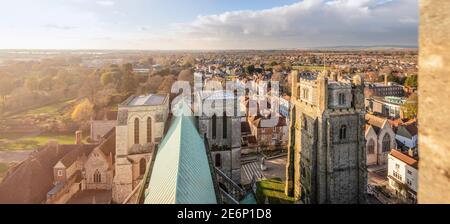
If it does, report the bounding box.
[286,70,367,204]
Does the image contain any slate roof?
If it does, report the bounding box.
[396,122,418,139]
[144,101,217,204]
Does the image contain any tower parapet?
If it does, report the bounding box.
[285,70,367,204]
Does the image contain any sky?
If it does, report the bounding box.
[0,0,418,50]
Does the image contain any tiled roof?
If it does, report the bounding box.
[366,114,386,128]
[390,150,418,169]
[144,101,217,204]
[98,127,116,157]
[60,145,95,167]
[0,143,92,203]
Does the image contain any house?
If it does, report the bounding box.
[395,123,418,150]
[240,121,258,155]
[248,114,288,150]
[365,114,397,166]
[84,128,116,191]
[46,127,117,204]
[387,149,418,203]
[365,96,407,119]
[47,144,96,204]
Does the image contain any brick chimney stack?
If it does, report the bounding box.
[75,130,82,145]
[384,74,388,86]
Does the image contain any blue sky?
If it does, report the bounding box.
[0,0,418,49]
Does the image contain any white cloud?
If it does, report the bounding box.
[175,0,418,49]
[96,1,115,7]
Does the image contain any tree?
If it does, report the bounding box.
[404,75,418,88]
[158,75,177,94]
[245,65,256,75]
[38,75,53,91]
[100,72,120,86]
[80,71,101,103]
[119,71,138,93]
[144,75,164,93]
[401,93,418,119]
[178,69,193,86]
[182,55,195,68]
[71,98,94,122]
[0,73,14,112]
[378,74,401,84]
[25,76,39,92]
[365,72,378,83]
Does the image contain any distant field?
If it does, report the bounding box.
[11,98,77,119]
[0,134,75,151]
[255,178,295,204]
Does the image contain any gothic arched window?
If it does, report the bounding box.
[339,93,346,105]
[147,117,152,143]
[339,125,347,140]
[382,134,391,152]
[212,114,217,139]
[134,118,140,145]
[215,154,221,167]
[94,170,101,183]
[223,112,227,139]
[367,139,375,154]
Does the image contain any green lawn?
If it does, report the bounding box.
[0,134,75,151]
[255,178,296,204]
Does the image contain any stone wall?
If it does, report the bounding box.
[418,0,450,204]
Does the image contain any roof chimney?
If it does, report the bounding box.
[75,130,82,145]
[384,74,388,86]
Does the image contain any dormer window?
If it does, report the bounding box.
[338,93,346,105]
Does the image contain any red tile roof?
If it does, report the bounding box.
[390,150,418,169]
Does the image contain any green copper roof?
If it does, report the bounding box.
[144,101,217,204]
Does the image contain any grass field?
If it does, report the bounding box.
[0,134,75,151]
[255,178,296,204]
[11,98,77,119]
